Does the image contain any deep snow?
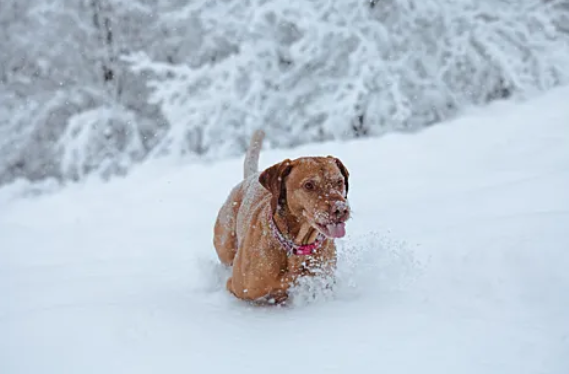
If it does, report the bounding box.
[1,87,569,374]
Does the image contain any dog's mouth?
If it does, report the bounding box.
[315,221,346,239]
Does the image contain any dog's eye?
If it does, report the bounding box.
[304,181,315,191]
[336,179,344,188]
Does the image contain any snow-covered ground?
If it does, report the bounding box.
[1,87,569,374]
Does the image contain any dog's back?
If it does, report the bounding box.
[213,130,269,266]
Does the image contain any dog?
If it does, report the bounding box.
[213,130,350,304]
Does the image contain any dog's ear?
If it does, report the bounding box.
[259,159,293,213]
[328,156,349,196]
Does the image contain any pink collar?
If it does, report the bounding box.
[269,214,326,256]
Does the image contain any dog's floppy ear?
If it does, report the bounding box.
[328,156,349,196]
[259,159,293,213]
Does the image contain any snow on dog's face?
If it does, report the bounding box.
[259,156,350,238]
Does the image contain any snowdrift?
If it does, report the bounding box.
[1,87,568,374]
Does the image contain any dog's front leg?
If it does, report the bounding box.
[227,270,297,304]
[264,271,298,304]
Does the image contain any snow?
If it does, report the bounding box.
[4,1,569,186]
[1,87,569,374]
[128,0,569,160]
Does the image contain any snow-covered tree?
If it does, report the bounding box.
[1,0,569,187]
[0,0,168,185]
[129,0,569,160]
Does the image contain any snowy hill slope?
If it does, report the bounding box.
[1,87,569,374]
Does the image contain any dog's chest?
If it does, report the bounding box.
[287,252,328,276]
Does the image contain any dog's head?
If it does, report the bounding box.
[259,156,350,238]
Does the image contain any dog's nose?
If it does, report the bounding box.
[330,203,349,221]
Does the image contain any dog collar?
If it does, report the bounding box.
[269,215,326,256]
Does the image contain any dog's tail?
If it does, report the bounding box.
[244,129,265,179]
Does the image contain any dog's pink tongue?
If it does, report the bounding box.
[326,223,346,238]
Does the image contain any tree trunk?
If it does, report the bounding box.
[90,0,121,100]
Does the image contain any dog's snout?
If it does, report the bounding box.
[330,202,349,221]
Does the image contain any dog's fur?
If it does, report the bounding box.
[213,130,350,304]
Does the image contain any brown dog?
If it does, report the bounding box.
[213,130,350,304]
